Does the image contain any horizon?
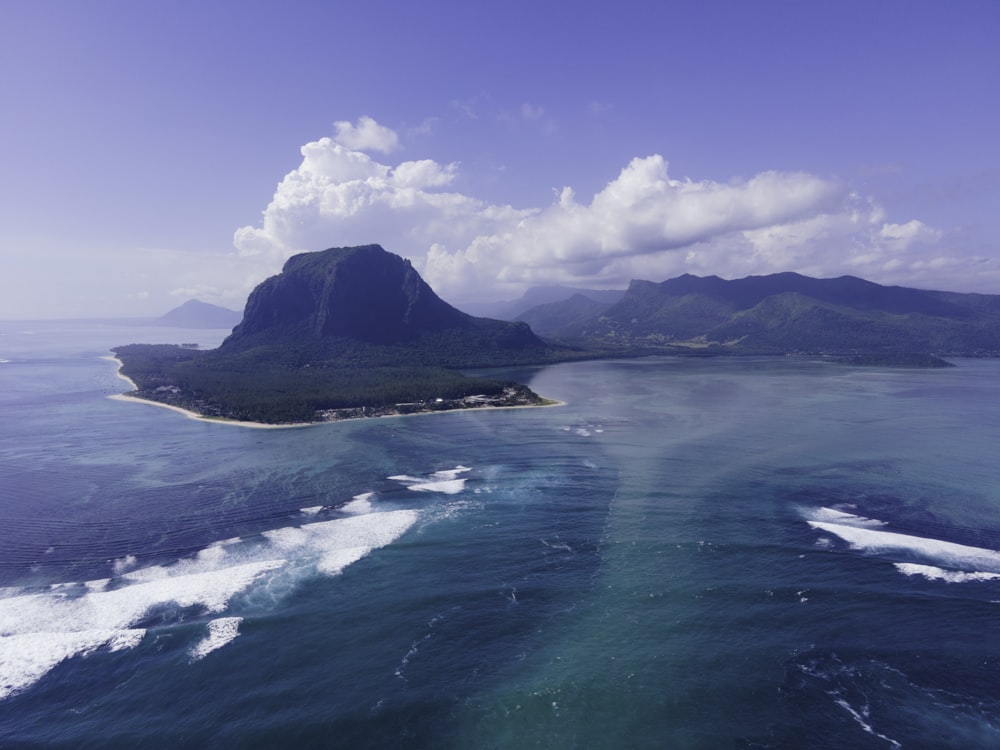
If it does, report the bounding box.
[3,264,993,325]
[2,1,998,319]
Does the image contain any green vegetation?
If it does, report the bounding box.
[522,273,1000,358]
[114,343,543,424]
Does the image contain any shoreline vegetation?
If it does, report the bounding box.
[108,355,562,428]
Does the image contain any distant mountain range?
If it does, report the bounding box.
[114,245,1000,423]
[515,272,1000,357]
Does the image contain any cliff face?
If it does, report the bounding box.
[223,244,544,355]
[227,245,467,345]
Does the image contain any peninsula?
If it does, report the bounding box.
[113,245,561,424]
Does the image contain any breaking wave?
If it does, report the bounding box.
[0,502,434,700]
[803,506,1000,582]
[389,465,471,494]
[190,617,244,661]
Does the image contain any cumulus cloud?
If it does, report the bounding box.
[232,116,965,306]
[332,116,399,153]
[233,130,533,276]
[420,156,851,294]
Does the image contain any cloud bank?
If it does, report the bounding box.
[233,117,967,305]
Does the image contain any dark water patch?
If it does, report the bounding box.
[745,649,1000,749]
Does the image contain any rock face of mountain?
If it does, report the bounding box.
[527,272,1000,356]
[224,244,543,355]
[156,299,242,329]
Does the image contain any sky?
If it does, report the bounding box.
[1,0,998,319]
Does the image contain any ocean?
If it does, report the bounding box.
[2,320,1000,749]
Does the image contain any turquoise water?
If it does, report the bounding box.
[2,321,1000,748]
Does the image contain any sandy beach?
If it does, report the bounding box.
[109,391,563,429]
[104,354,313,429]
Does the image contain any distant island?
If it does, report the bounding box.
[114,244,1000,424]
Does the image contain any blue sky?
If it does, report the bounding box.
[2,0,998,318]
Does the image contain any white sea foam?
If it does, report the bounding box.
[0,629,145,701]
[805,506,1000,581]
[806,507,886,528]
[0,508,420,700]
[342,492,374,514]
[894,563,1000,583]
[300,505,323,515]
[190,617,243,660]
[317,547,369,575]
[112,554,139,575]
[390,466,471,494]
[834,697,901,749]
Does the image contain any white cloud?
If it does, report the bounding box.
[231,117,967,307]
[233,128,533,276]
[332,116,400,153]
[420,156,849,295]
[878,219,941,248]
[390,159,457,189]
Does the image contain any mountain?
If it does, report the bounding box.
[155,299,243,329]
[458,285,626,320]
[516,293,615,337]
[529,272,1000,356]
[114,245,553,423]
[220,245,547,366]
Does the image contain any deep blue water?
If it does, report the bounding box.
[2,320,1000,748]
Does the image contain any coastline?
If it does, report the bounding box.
[108,391,564,429]
[102,354,138,390]
[104,354,309,429]
[105,354,563,429]
[107,393,313,429]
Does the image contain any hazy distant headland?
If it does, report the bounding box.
[152,299,243,329]
[114,244,1000,424]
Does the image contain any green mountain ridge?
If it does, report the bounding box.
[521,271,1000,357]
